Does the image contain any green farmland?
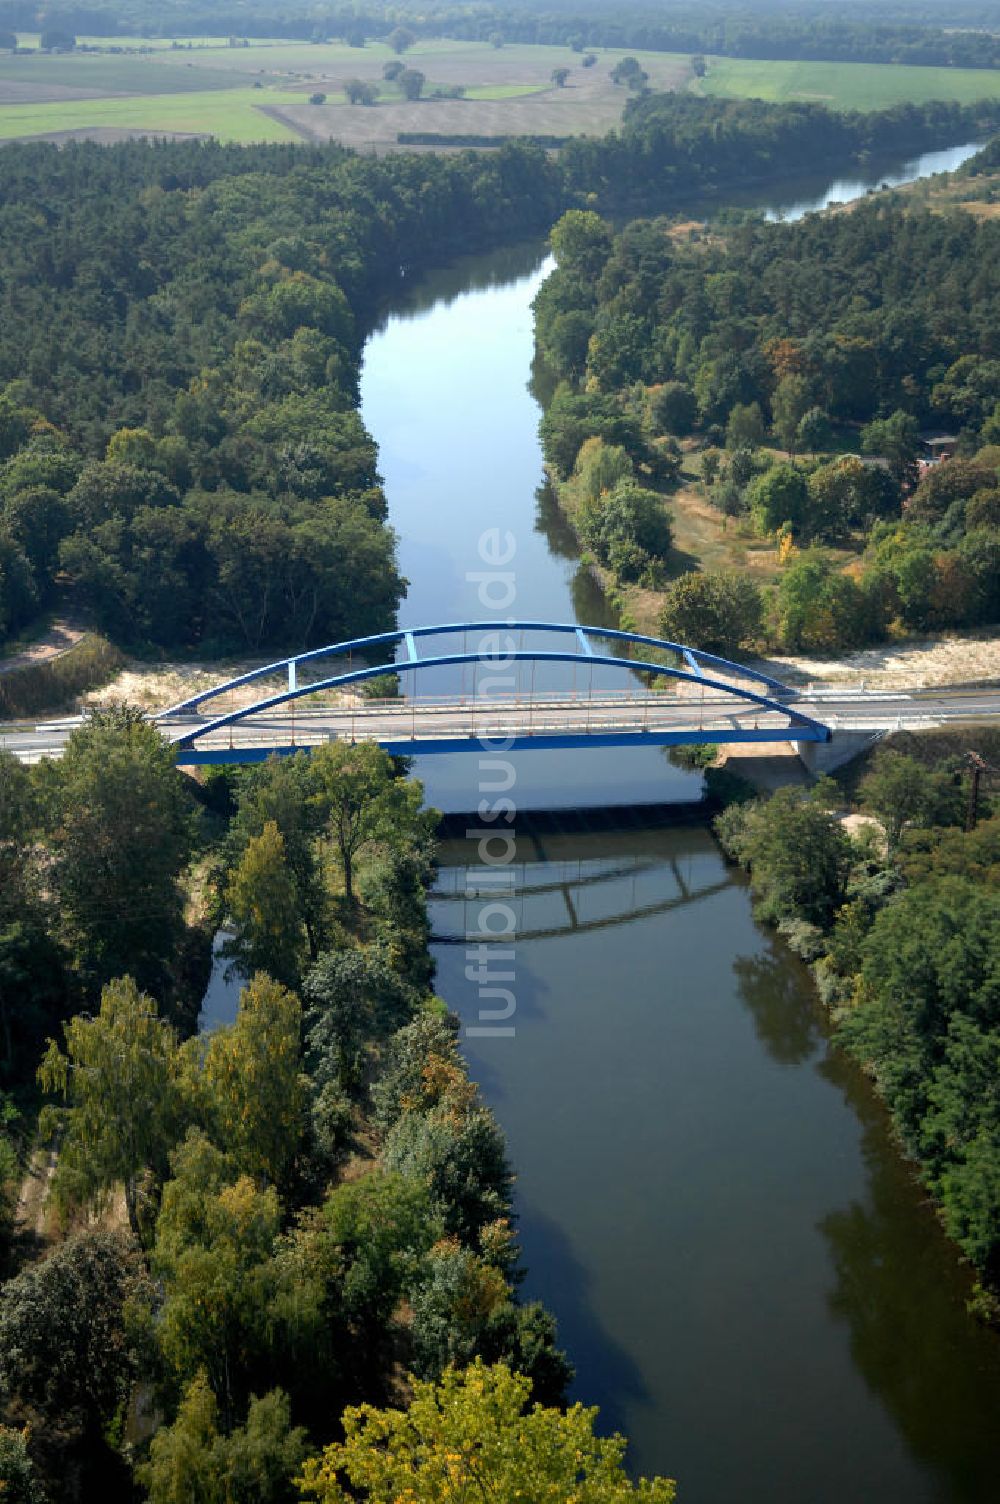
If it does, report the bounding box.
[0,85,305,142]
[697,55,1000,111]
[2,36,1000,146]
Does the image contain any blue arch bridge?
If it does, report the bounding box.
[160,621,830,766]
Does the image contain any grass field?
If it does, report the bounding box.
[697,55,1000,111]
[0,41,694,146]
[3,38,1000,147]
[0,52,273,94]
[0,86,305,142]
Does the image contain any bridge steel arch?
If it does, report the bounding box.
[161,621,830,763]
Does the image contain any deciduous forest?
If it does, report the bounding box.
[535,155,1000,649]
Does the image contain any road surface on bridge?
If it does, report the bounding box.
[4,683,1000,764]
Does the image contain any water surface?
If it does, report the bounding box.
[431,825,1000,1500]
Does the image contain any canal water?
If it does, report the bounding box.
[355,139,1000,1502]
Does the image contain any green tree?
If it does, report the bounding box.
[796,405,832,454]
[861,410,920,487]
[398,69,425,101]
[141,1371,309,1504]
[383,1102,511,1248]
[387,26,415,53]
[806,455,899,540]
[717,785,853,928]
[105,427,156,468]
[229,754,328,959]
[39,27,75,49]
[38,976,182,1242]
[304,946,414,1093]
[312,743,431,906]
[747,463,807,535]
[700,449,721,488]
[859,750,964,851]
[382,60,404,81]
[650,382,697,437]
[726,445,755,492]
[154,1132,281,1425]
[575,437,633,501]
[551,67,570,87]
[610,56,648,90]
[775,551,881,652]
[202,974,306,1188]
[658,571,763,657]
[298,1361,676,1502]
[577,479,671,581]
[0,530,37,644]
[842,877,1000,1161]
[225,824,305,989]
[772,373,811,456]
[0,750,36,921]
[42,706,193,997]
[410,1242,508,1379]
[548,210,613,283]
[285,1171,436,1367]
[0,1232,152,1472]
[2,485,71,582]
[725,401,765,451]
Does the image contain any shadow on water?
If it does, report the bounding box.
[534,479,579,562]
[370,237,548,328]
[817,1053,1000,1504]
[533,481,620,629]
[515,1200,650,1443]
[732,939,827,1067]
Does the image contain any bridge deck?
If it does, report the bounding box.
[167,690,828,764]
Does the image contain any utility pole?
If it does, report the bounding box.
[966,751,1000,830]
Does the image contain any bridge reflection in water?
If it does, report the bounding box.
[430,818,730,946]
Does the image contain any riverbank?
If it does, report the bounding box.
[714,754,1000,1327]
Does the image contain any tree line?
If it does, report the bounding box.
[9,0,1000,71]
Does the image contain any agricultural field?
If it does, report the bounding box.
[696,55,1000,111]
[0,38,691,145]
[2,37,1000,146]
[0,86,307,142]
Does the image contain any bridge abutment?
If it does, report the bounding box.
[794,730,884,775]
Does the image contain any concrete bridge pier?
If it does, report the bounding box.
[794,729,884,775]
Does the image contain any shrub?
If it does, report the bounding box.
[0,634,123,718]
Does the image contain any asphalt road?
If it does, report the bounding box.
[3,684,1000,763]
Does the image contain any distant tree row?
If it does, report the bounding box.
[11,1,1000,70]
